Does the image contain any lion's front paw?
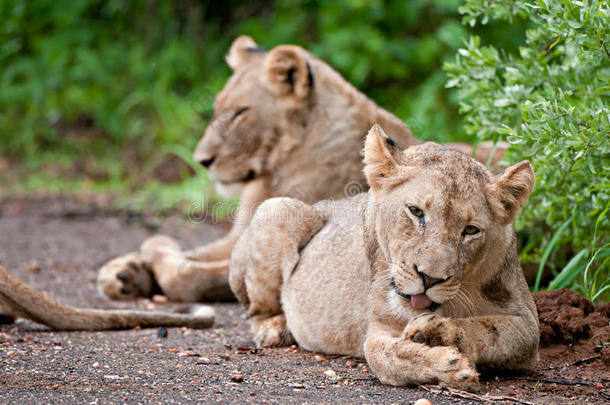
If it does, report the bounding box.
[404,313,463,349]
[251,314,295,348]
[430,346,479,391]
[97,252,155,300]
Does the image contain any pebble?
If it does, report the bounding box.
[345,360,358,367]
[152,294,169,304]
[157,327,168,339]
[92,362,100,368]
[230,374,244,383]
[323,370,336,378]
[314,355,327,362]
[414,399,432,405]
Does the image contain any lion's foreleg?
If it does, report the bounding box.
[403,313,539,372]
[364,330,479,391]
[184,177,272,263]
[229,197,327,347]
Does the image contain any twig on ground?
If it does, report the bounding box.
[421,385,536,404]
[509,376,593,387]
[538,353,602,370]
[569,354,601,367]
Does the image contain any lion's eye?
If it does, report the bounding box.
[231,107,249,121]
[408,206,424,218]
[462,225,480,236]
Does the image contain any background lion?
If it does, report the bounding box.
[98,36,505,303]
[229,124,538,391]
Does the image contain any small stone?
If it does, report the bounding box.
[346,360,358,367]
[323,370,336,378]
[314,355,327,362]
[51,384,60,390]
[595,382,604,390]
[6,351,15,357]
[197,357,212,365]
[230,374,244,383]
[414,399,433,405]
[158,327,168,338]
[92,362,100,368]
[152,294,169,304]
[138,370,145,376]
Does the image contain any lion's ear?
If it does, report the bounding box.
[263,45,312,100]
[486,160,535,224]
[226,36,264,70]
[363,124,405,192]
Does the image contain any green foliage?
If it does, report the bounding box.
[1,0,523,205]
[445,0,610,292]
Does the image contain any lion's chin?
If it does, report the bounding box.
[214,181,245,198]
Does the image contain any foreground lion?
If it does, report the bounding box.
[98,36,505,303]
[229,125,538,390]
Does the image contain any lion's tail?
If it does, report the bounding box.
[0,266,214,331]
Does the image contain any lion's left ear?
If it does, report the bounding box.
[226,36,265,70]
[263,45,312,101]
[363,124,405,192]
[486,160,535,224]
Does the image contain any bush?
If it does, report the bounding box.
[445,0,609,296]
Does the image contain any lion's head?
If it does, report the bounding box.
[363,125,534,315]
[193,36,315,197]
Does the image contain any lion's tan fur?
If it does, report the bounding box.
[0,265,214,330]
[98,36,504,303]
[229,125,538,390]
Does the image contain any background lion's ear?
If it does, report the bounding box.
[263,45,311,100]
[486,160,535,224]
[226,36,264,70]
[363,124,405,192]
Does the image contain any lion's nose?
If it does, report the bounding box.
[414,265,444,290]
[199,157,216,168]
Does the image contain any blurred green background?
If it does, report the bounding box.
[0,0,524,211]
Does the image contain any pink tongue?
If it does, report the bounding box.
[410,294,433,309]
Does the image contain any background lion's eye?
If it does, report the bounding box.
[408,206,424,218]
[231,106,249,121]
[462,225,480,236]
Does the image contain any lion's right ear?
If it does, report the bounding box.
[263,45,311,100]
[363,124,405,192]
[226,36,264,70]
[486,160,535,224]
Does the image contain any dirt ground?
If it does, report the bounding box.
[0,195,608,404]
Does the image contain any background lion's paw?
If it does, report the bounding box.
[97,252,154,300]
[140,235,182,263]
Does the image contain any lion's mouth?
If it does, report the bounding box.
[216,170,257,186]
[391,279,440,311]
